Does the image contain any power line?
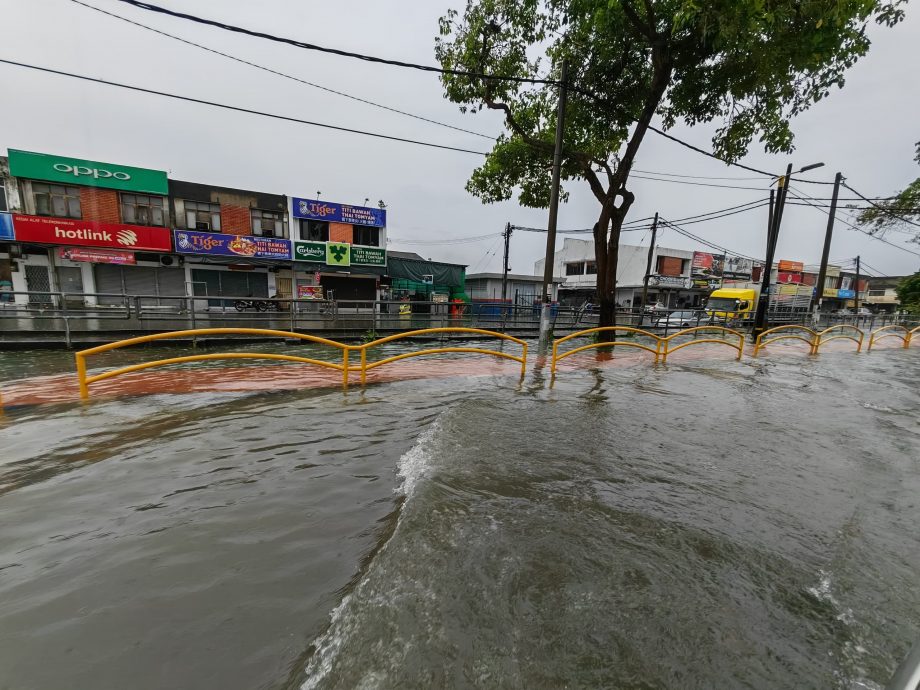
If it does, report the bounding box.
[0,58,491,157]
[659,218,761,262]
[840,180,920,229]
[113,0,557,86]
[787,186,920,258]
[389,233,499,245]
[69,0,497,141]
[631,173,769,191]
[632,169,771,182]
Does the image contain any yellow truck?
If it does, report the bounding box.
[705,288,757,321]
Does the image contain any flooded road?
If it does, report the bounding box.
[0,343,918,689]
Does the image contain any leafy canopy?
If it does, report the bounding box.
[895,272,920,313]
[857,141,920,239]
[436,0,907,211]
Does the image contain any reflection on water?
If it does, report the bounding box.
[0,345,918,690]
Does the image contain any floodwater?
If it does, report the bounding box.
[0,339,918,689]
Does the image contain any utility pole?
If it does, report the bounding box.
[753,165,792,339]
[501,222,512,303]
[854,255,861,316]
[811,172,843,324]
[539,61,568,345]
[752,161,824,338]
[640,212,659,321]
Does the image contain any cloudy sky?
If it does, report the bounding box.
[1,0,918,277]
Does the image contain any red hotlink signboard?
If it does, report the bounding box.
[12,214,172,251]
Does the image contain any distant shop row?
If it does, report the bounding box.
[0,149,466,305]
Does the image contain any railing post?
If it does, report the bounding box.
[75,353,88,399]
[360,348,367,384]
[342,348,349,387]
[61,292,72,348]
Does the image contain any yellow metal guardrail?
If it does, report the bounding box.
[814,324,864,353]
[660,326,745,363]
[75,328,352,399]
[753,325,818,356]
[867,325,910,351]
[551,327,663,374]
[74,327,528,400]
[355,327,527,384]
[911,325,920,347]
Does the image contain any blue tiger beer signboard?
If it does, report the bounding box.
[292,197,386,227]
[174,230,291,260]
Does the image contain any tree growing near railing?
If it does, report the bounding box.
[896,273,920,314]
[435,0,905,339]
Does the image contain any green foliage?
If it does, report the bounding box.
[857,141,920,236]
[361,329,380,344]
[895,273,920,313]
[436,0,905,207]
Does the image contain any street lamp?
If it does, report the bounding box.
[752,161,825,338]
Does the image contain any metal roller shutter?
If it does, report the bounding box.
[94,265,125,305]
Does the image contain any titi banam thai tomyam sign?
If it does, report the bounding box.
[174,230,292,260]
[292,197,386,227]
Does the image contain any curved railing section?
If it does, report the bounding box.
[814,324,865,353]
[907,325,919,348]
[867,325,910,352]
[355,327,527,383]
[753,325,818,356]
[661,326,745,363]
[75,328,351,399]
[551,327,663,374]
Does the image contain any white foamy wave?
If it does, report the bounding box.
[301,413,447,689]
[807,570,839,606]
[395,415,444,499]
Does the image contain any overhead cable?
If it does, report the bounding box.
[69,0,497,141]
[112,0,558,86]
[0,58,491,156]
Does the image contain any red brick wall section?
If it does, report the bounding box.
[220,204,252,236]
[80,188,121,224]
[329,222,353,244]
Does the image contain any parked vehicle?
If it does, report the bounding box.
[234,298,276,312]
[654,310,702,328]
[705,288,756,320]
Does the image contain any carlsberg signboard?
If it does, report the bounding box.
[8,150,169,195]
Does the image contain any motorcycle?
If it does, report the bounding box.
[234,298,275,312]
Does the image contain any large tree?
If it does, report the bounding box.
[436,0,905,332]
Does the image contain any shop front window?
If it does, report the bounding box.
[300,219,329,242]
[33,182,81,219]
[353,225,380,246]
[585,262,597,275]
[565,262,585,276]
[184,201,221,231]
[121,193,165,226]
[252,209,286,238]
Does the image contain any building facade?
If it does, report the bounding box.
[466,272,562,304]
[535,238,699,308]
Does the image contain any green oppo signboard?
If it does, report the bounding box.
[8,149,169,195]
[293,241,386,267]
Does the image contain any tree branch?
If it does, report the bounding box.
[621,1,656,41]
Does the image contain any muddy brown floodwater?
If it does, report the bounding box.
[0,340,918,689]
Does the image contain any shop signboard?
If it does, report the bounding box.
[8,149,168,195]
[13,214,171,251]
[722,256,753,279]
[293,241,325,262]
[174,229,291,260]
[294,241,386,267]
[822,288,837,298]
[840,276,852,290]
[825,265,841,278]
[351,245,386,266]
[649,275,692,288]
[777,259,804,272]
[0,212,13,241]
[326,242,351,267]
[778,284,799,295]
[777,271,803,284]
[292,197,386,227]
[59,247,136,265]
[691,252,724,277]
[837,289,855,298]
[297,285,324,299]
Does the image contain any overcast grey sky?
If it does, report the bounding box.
[1,0,919,277]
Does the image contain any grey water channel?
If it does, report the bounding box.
[0,344,918,689]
